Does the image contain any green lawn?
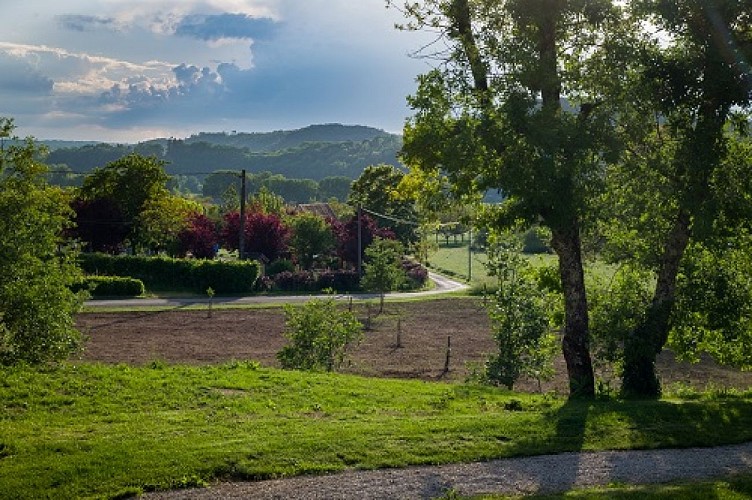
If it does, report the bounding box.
[3,363,752,499]
[427,241,615,293]
[470,474,752,499]
[429,243,559,286]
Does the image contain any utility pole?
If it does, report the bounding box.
[239,169,246,260]
[468,227,472,282]
[357,204,362,276]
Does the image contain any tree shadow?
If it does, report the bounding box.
[499,394,752,495]
[79,303,197,330]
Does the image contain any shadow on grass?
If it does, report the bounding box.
[501,395,752,495]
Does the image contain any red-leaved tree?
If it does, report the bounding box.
[178,213,218,259]
[332,214,395,267]
[221,210,289,261]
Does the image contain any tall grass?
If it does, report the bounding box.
[3,363,752,498]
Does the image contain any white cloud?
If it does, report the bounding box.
[0,0,434,140]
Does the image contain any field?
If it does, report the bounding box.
[2,297,752,498]
[75,297,752,394]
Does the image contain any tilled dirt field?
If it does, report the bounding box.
[76,297,752,394]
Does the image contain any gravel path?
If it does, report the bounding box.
[144,441,752,499]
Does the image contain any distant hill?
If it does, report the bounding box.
[41,140,103,151]
[46,124,403,180]
[184,124,392,152]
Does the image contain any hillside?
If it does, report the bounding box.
[184,123,392,152]
[46,124,403,180]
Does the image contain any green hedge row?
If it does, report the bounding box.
[79,254,260,294]
[73,276,146,297]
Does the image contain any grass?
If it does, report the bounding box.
[428,243,559,287]
[467,474,752,499]
[428,243,616,293]
[3,363,752,499]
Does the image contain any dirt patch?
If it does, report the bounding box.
[75,297,752,394]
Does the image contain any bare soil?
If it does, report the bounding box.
[75,297,752,394]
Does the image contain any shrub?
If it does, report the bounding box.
[401,259,429,290]
[266,259,295,276]
[74,276,145,297]
[78,253,259,294]
[482,233,557,390]
[277,296,363,371]
[316,270,361,292]
[272,271,316,292]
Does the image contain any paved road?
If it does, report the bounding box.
[83,271,469,309]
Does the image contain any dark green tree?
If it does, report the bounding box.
[349,164,418,244]
[598,0,752,397]
[0,118,83,365]
[319,176,352,201]
[77,153,170,252]
[361,237,406,313]
[395,0,625,397]
[288,212,336,270]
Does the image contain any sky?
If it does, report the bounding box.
[0,1,437,142]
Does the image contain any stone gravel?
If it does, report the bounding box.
[143,441,752,499]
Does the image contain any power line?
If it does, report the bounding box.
[360,207,421,227]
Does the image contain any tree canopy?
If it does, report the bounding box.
[0,118,83,365]
[396,0,627,397]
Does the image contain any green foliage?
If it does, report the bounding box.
[361,238,406,312]
[588,265,654,371]
[277,297,363,371]
[77,153,171,252]
[670,240,752,368]
[136,194,201,255]
[482,234,557,390]
[0,119,83,365]
[288,212,336,269]
[78,253,259,294]
[522,226,552,255]
[74,276,145,297]
[266,258,295,276]
[397,0,626,398]
[349,164,418,244]
[249,185,285,214]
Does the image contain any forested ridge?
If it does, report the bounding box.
[44,124,402,180]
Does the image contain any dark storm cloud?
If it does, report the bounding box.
[0,54,54,94]
[175,14,278,41]
[56,15,118,32]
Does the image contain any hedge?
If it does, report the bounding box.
[79,253,260,294]
[271,270,361,293]
[73,276,145,297]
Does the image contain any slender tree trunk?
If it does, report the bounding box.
[622,209,691,397]
[551,222,595,398]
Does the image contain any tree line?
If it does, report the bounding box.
[44,130,403,181]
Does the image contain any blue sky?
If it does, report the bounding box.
[0,1,435,141]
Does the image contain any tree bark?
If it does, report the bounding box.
[551,222,595,398]
[622,209,691,397]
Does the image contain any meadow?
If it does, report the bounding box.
[3,362,752,498]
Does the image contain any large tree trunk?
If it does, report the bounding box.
[551,222,595,398]
[622,209,691,397]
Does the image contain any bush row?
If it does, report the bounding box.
[79,253,260,294]
[268,270,361,293]
[73,276,145,297]
[262,260,429,294]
